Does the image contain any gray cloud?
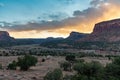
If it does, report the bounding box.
[48,13,68,20]
[0,21,65,31]
[73,10,83,16]
[38,12,68,21]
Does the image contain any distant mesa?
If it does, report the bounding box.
[0,31,15,42]
[1,18,120,43]
[46,37,63,40]
[66,31,89,40]
[79,18,120,42]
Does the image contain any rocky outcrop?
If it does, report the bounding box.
[80,19,120,42]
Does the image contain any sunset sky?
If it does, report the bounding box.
[0,0,120,38]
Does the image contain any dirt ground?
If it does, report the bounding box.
[0,56,111,80]
[0,56,65,80]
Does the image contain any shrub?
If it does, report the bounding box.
[0,64,2,69]
[73,62,85,74]
[71,75,88,80]
[7,60,17,70]
[60,61,71,71]
[17,55,38,71]
[75,59,85,63]
[65,55,76,62]
[73,61,104,79]
[44,68,63,80]
[105,57,120,79]
[42,58,45,62]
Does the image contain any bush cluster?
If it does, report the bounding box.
[7,55,38,71]
[44,56,120,80]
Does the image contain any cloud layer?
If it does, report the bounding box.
[1,0,120,38]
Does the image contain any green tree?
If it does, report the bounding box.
[65,55,76,62]
[60,61,71,71]
[73,62,85,74]
[17,55,38,71]
[105,57,120,80]
[73,61,104,80]
[44,69,63,80]
[0,64,2,69]
[7,60,17,70]
[71,75,88,80]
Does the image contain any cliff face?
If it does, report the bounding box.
[93,19,120,34]
[80,19,120,42]
[0,31,15,41]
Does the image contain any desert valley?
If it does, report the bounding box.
[1,0,120,80]
[0,19,120,80]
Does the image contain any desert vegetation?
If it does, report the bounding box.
[44,55,120,80]
[1,0,120,80]
[0,44,119,80]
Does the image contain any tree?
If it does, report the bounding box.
[113,57,120,65]
[75,59,85,64]
[0,64,2,69]
[7,60,17,70]
[60,61,71,71]
[44,69,63,80]
[73,61,104,80]
[17,55,38,71]
[73,62,85,74]
[105,57,120,79]
[65,55,75,62]
[71,75,88,80]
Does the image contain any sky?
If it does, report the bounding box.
[0,0,120,38]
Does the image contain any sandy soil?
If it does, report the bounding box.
[0,56,111,80]
[0,56,65,80]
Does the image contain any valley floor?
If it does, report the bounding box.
[0,56,111,80]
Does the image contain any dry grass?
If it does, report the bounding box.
[0,56,64,80]
[0,56,112,80]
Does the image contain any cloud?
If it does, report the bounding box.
[48,13,68,20]
[73,10,83,16]
[38,12,68,21]
[0,21,64,31]
[1,0,120,38]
